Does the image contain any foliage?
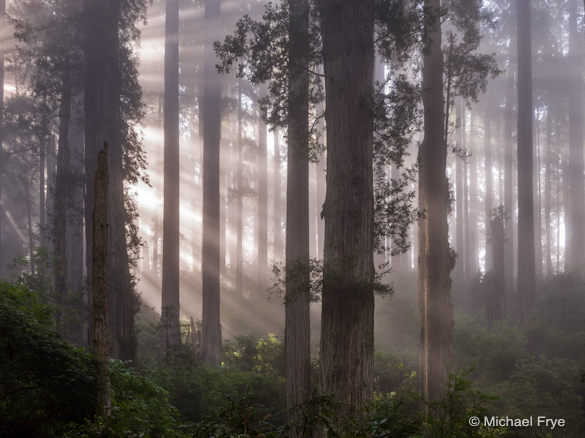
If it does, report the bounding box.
[0,282,99,437]
[222,333,286,378]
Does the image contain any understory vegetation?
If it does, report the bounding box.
[1,272,584,437]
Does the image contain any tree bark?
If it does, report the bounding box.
[317,0,375,414]
[161,0,181,356]
[235,84,243,296]
[467,111,478,276]
[257,94,268,291]
[484,113,493,273]
[285,0,311,431]
[272,130,282,261]
[418,0,453,403]
[504,66,515,295]
[455,101,464,284]
[92,144,110,417]
[201,0,223,365]
[516,0,536,322]
[54,67,72,335]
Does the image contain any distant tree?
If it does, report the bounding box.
[516,0,535,322]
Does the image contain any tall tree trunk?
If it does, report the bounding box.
[285,0,311,431]
[455,101,464,284]
[201,0,223,364]
[544,111,552,276]
[487,213,505,327]
[418,0,452,403]
[467,111,478,276]
[54,68,72,335]
[257,94,268,291]
[504,66,515,295]
[39,138,46,247]
[92,144,111,417]
[0,0,5,278]
[484,113,493,273]
[161,0,181,356]
[516,0,536,322]
[83,0,135,361]
[317,0,375,414]
[235,85,244,296]
[272,130,282,261]
[565,0,585,271]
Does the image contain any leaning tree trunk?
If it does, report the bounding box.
[201,0,223,365]
[418,0,453,404]
[285,0,311,432]
[317,0,376,415]
[516,0,536,322]
[92,144,111,417]
[161,0,181,356]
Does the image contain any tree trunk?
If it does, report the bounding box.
[0,0,5,278]
[516,0,536,322]
[83,0,135,361]
[92,144,111,417]
[504,67,515,295]
[467,111,478,276]
[39,138,46,247]
[54,68,72,335]
[257,94,268,291]
[455,101,464,285]
[272,130,282,261]
[285,0,311,431]
[161,0,181,356]
[487,213,505,328]
[418,0,452,403]
[484,113,493,273]
[544,111,552,276]
[201,0,222,365]
[565,0,585,271]
[235,84,243,296]
[317,0,375,414]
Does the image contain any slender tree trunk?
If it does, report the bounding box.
[257,91,268,291]
[485,113,493,273]
[285,0,311,431]
[161,0,181,356]
[39,138,46,247]
[544,111,552,276]
[201,0,223,364]
[235,85,244,296]
[418,0,452,403]
[455,101,464,285]
[273,130,282,261]
[92,144,111,417]
[54,68,72,335]
[468,111,478,276]
[487,213,505,327]
[565,0,585,271]
[516,0,536,322]
[504,67,515,295]
[318,0,375,414]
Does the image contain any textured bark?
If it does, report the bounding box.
[418,0,452,403]
[84,0,135,361]
[516,0,536,322]
[201,0,222,365]
[565,0,585,271]
[317,0,375,413]
[285,0,311,431]
[161,0,181,356]
[54,68,72,335]
[92,144,111,417]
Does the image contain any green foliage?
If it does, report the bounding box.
[221,334,285,378]
[0,283,99,437]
